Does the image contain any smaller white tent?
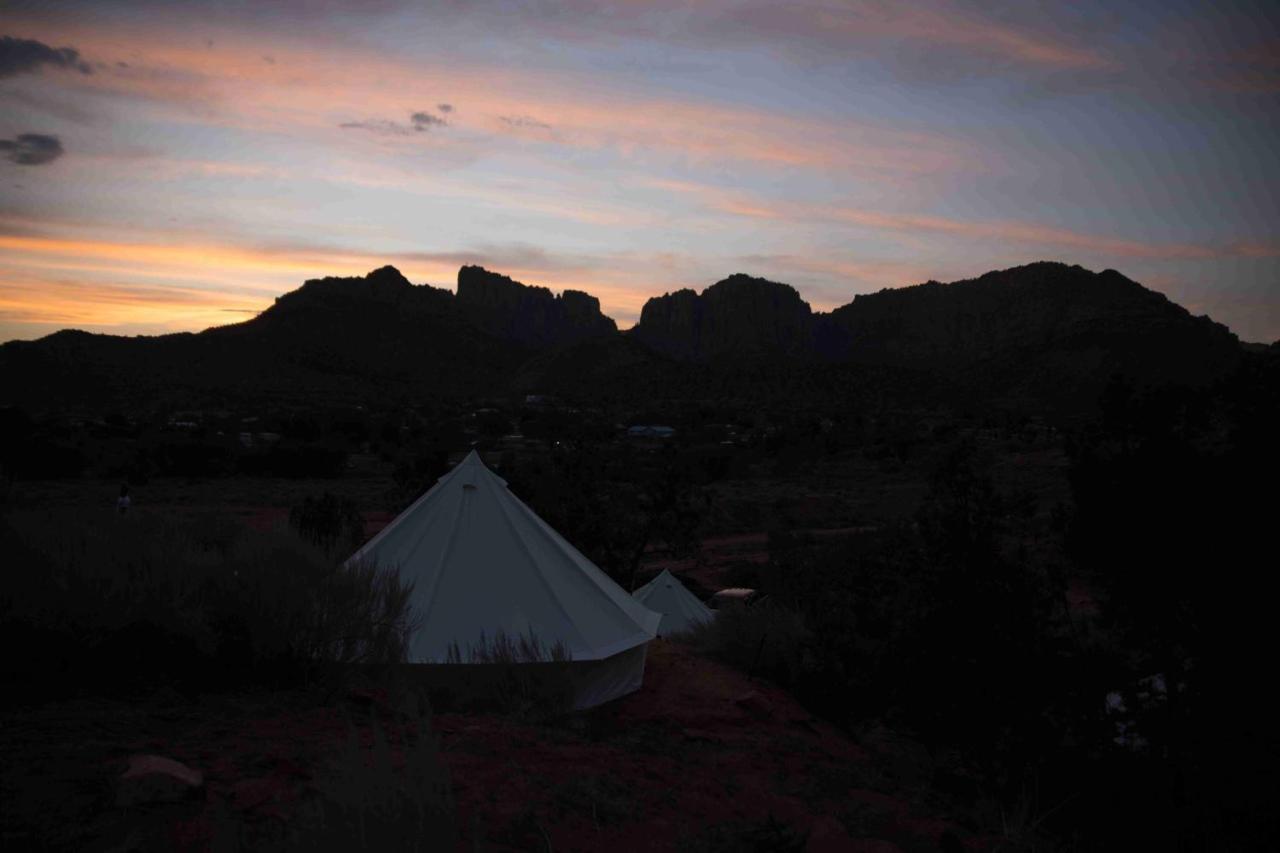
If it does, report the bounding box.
[632,569,714,636]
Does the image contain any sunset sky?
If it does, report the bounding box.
[2,0,1277,343]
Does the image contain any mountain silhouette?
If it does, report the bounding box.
[631,273,814,359]
[456,265,617,346]
[628,261,1241,410]
[0,260,1245,415]
[819,262,1242,408]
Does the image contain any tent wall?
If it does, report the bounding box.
[566,643,649,710]
[404,642,649,712]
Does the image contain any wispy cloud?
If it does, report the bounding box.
[410,110,447,130]
[0,133,64,166]
[0,271,266,338]
[686,1,1117,77]
[340,108,449,135]
[499,115,552,130]
[338,118,413,136]
[1,4,1275,342]
[2,19,973,175]
[0,34,92,78]
[679,184,1270,262]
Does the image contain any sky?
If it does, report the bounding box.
[1,0,1277,343]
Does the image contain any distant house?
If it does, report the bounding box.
[497,433,529,452]
[627,425,676,439]
[167,410,203,429]
[707,588,761,610]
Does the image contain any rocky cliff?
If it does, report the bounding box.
[455,265,617,347]
[0,260,1248,415]
[824,262,1241,386]
[625,261,1243,411]
[631,273,813,359]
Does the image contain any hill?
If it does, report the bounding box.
[0,265,596,414]
[630,273,814,360]
[0,260,1246,417]
[630,261,1242,412]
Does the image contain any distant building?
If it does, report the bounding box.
[627,425,676,439]
[707,588,760,610]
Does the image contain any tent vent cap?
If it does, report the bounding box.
[462,483,477,491]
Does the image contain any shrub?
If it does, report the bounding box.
[295,713,457,851]
[206,711,458,852]
[441,629,571,665]
[288,492,365,556]
[426,629,575,719]
[0,509,414,692]
[680,815,808,852]
[681,601,813,686]
[550,772,636,827]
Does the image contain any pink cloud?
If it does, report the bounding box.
[691,187,1259,262]
[8,15,974,176]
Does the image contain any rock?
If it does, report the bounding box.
[733,690,776,719]
[629,261,1243,411]
[456,265,617,345]
[116,755,204,807]
[632,274,814,359]
[823,262,1240,389]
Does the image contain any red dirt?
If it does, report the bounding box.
[0,642,987,852]
[438,640,978,851]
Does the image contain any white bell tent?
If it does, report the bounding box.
[632,569,715,636]
[347,450,660,709]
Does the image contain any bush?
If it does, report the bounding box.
[292,713,456,851]
[680,815,808,852]
[682,601,813,686]
[239,444,348,478]
[425,629,575,719]
[442,628,570,665]
[550,772,636,827]
[289,492,365,556]
[0,509,414,692]
[205,710,458,851]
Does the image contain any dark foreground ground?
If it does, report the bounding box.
[1,641,989,853]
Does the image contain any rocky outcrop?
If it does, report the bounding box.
[624,262,1242,410]
[455,265,616,347]
[116,754,205,806]
[0,260,1247,416]
[632,273,814,359]
[261,265,453,320]
[823,261,1241,386]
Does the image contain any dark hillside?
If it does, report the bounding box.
[0,261,1248,419]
